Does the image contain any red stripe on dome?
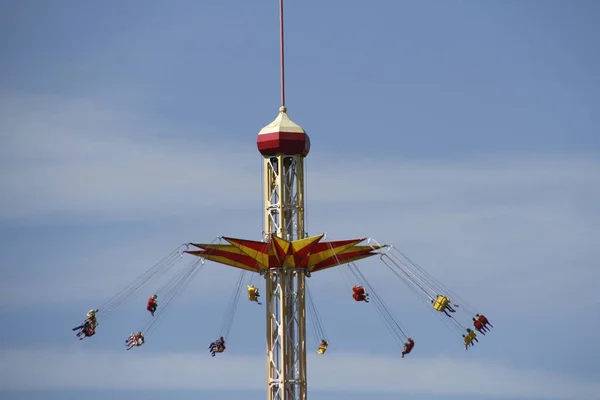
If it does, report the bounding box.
[257,131,310,156]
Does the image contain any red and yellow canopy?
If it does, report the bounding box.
[185,234,382,273]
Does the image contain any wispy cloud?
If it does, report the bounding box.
[0,94,260,221]
[0,348,597,399]
[1,93,599,223]
[1,93,598,317]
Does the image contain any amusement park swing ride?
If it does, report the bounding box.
[71,1,495,399]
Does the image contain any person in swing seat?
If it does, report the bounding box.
[147,295,158,316]
[476,314,493,329]
[126,332,145,350]
[472,318,488,334]
[72,309,99,338]
[247,285,262,305]
[317,339,328,354]
[462,333,474,350]
[431,295,458,317]
[209,336,226,357]
[352,286,369,302]
[401,338,415,358]
[465,328,479,343]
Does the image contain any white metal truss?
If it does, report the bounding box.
[264,155,305,241]
[264,154,307,400]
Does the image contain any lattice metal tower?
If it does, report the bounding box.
[258,109,310,400]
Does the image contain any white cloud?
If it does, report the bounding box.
[0,347,597,399]
[1,93,599,318]
[0,94,261,221]
[2,93,599,223]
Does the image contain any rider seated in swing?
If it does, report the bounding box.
[401,338,415,358]
[126,332,145,350]
[462,333,474,350]
[476,314,493,330]
[247,285,261,305]
[317,339,328,355]
[472,318,487,334]
[465,328,478,343]
[431,295,458,317]
[209,336,226,357]
[147,295,158,316]
[72,309,99,337]
[352,286,369,302]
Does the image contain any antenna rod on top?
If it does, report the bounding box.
[279,0,286,107]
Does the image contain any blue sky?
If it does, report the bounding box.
[1,0,599,399]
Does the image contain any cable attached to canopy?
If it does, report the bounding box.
[347,262,410,345]
[143,257,205,338]
[325,237,411,350]
[306,282,328,348]
[98,243,190,316]
[368,238,478,340]
[218,269,247,341]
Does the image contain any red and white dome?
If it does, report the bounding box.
[257,106,310,157]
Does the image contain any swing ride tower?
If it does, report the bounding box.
[258,108,309,400]
[77,1,496,392]
[186,1,382,399]
[258,108,310,399]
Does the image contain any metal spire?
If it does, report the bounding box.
[279,0,286,108]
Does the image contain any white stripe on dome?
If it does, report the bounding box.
[258,106,306,135]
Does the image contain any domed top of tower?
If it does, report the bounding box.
[257,106,311,157]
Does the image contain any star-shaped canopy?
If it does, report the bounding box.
[185,234,383,273]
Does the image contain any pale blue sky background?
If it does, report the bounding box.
[1,1,599,399]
